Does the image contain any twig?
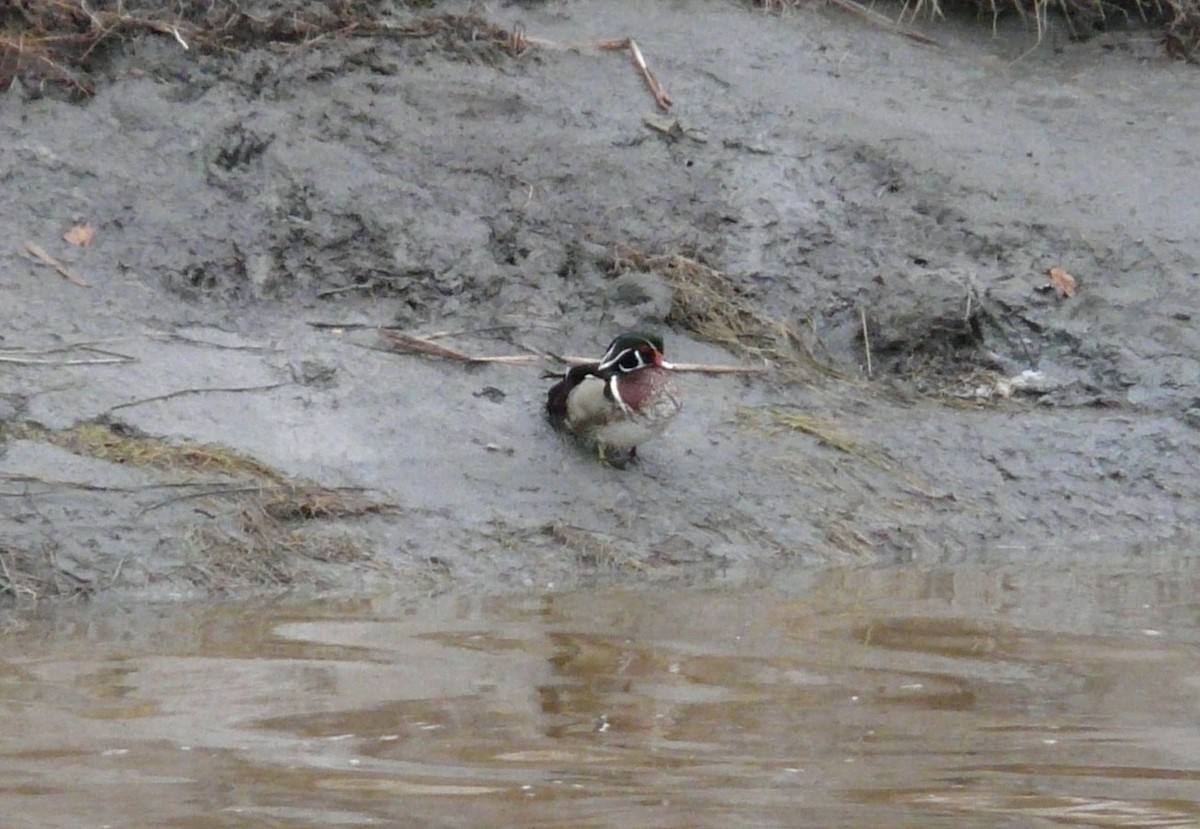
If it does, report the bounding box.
[468,355,545,365]
[1,344,134,357]
[597,37,672,110]
[669,362,768,374]
[107,554,127,587]
[0,343,136,365]
[109,382,288,412]
[378,329,475,361]
[0,33,92,96]
[0,553,37,601]
[140,483,387,515]
[307,321,380,331]
[556,356,767,374]
[0,474,228,495]
[629,39,671,110]
[423,325,522,340]
[315,283,374,298]
[148,332,277,352]
[378,329,767,373]
[24,241,92,287]
[0,354,132,365]
[139,486,264,515]
[860,307,873,379]
[527,35,672,111]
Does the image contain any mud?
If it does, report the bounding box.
[2,1,1199,604]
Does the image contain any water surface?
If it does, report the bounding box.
[3,559,1200,828]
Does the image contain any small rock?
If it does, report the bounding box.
[1183,406,1200,431]
[291,359,338,388]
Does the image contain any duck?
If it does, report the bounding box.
[546,332,682,463]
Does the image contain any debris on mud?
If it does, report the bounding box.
[180,487,400,594]
[1044,266,1079,298]
[0,3,529,97]
[0,543,94,603]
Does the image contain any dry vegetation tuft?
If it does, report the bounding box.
[0,544,94,603]
[17,421,287,482]
[182,487,393,591]
[611,248,842,377]
[736,404,944,498]
[6,420,402,597]
[736,405,865,454]
[545,522,649,571]
[761,0,1199,56]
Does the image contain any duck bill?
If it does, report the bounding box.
[659,360,676,370]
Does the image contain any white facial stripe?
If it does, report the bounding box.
[600,346,637,373]
[608,374,632,415]
[598,339,664,374]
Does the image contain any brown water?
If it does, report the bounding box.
[3,559,1200,829]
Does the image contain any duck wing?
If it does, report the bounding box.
[546,362,602,427]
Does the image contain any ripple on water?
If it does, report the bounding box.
[3,559,1200,828]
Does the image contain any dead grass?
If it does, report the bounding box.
[17,421,287,482]
[180,487,397,591]
[186,483,401,590]
[0,544,95,603]
[737,405,863,453]
[3,0,1196,100]
[612,248,843,378]
[736,404,945,498]
[760,0,1200,56]
[545,523,649,571]
[8,421,401,596]
[0,2,529,97]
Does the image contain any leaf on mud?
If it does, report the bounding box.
[1047,267,1077,298]
[63,221,96,247]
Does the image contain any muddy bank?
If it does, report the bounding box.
[2,1,1199,604]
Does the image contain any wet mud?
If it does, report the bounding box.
[2,1,1199,602]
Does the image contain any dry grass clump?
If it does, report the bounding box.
[612,248,841,377]
[7,421,400,596]
[181,487,396,591]
[759,0,1200,56]
[907,0,1197,49]
[18,421,286,482]
[736,404,943,497]
[545,522,648,571]
[736,405,864,454]
[0,544,94,603]
[0,2,528,97]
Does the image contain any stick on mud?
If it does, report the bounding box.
[24,241,91,287]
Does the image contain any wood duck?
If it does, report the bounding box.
[546,332,682,462]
